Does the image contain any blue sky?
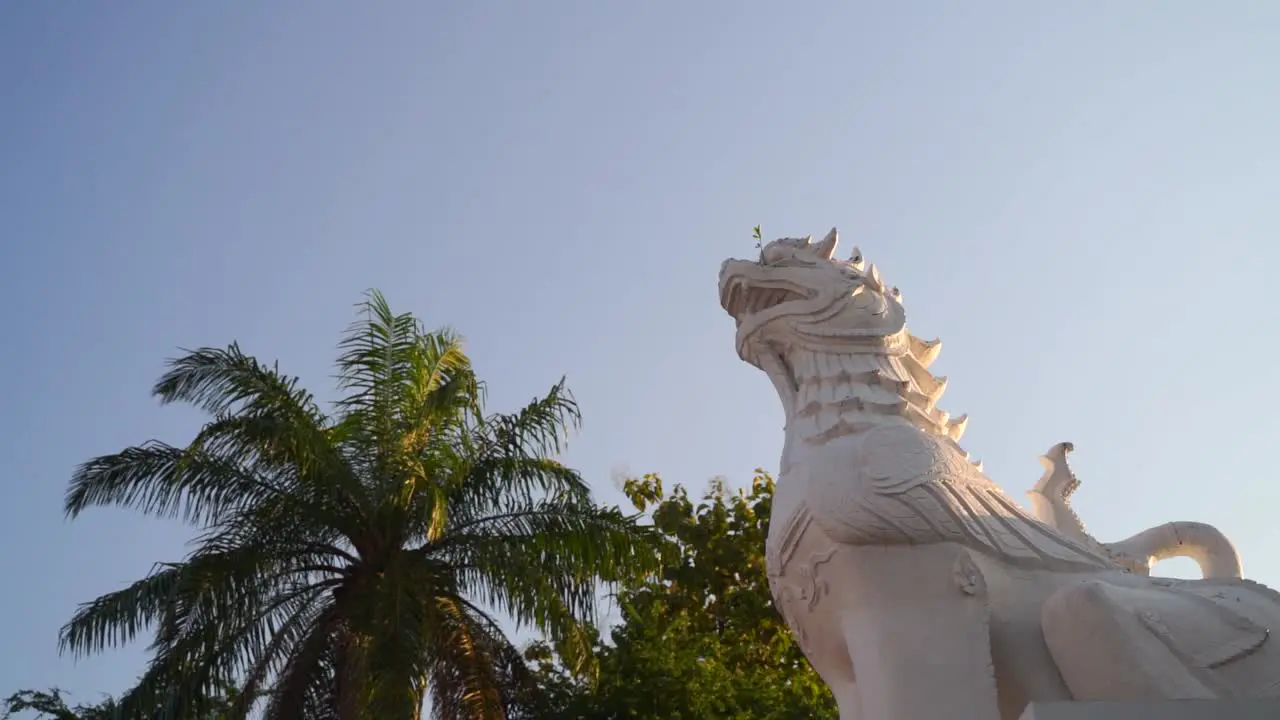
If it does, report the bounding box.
[3,1,1279,704]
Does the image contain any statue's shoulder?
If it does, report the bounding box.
[856,424,978,495]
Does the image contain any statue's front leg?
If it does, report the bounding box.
[836,544,1001,720]
[824,679,863,720]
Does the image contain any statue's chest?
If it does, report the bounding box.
[770,424,987,549]
[765,432,873,564]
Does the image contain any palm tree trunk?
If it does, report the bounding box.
[334,630,362,720]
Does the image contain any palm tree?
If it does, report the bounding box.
[58,291,655,720]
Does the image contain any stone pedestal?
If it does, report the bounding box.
[1019,699,1280,720]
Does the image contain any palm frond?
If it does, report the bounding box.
[419,379,589,540]
[421,597,509,720]
[67,340,365,532]
[152,344,324,422]
[435,500,657,658]
[403,330,480,432]
[64,442,275,524]
[436,457,588,533]
[333,292,484,505]
[147,544,317,653]
[58,563,183,658]
[333,289,425,417]
[117,561,336,720]
[477,379,580,462]
[231,598,332,720]
[179,426,365,551]
[182,407,367,531]
[258,605,342,720]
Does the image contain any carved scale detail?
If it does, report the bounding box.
[785,348,977,467]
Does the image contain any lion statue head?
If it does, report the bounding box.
[718,228,916,372]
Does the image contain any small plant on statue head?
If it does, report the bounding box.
[752,225,763,249]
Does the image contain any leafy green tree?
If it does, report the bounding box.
[2,683,243,720]
[58,291,656,720]
[2,688,118,720]
[516,472,838,720]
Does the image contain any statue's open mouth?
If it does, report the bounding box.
[718,260,813,321]
[722,281,808,318]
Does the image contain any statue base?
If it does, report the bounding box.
[1019,699,1280,720]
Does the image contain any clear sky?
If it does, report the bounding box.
[3,1,1279,705]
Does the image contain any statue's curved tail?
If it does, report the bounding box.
[1104,521,1242,580]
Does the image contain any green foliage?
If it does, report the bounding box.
[2,688,116,720]
[515,472,837,720]
[58,290,657,720]
[2,685,241,720]
[752,225,763,250]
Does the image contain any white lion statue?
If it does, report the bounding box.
[718,229,1280,720]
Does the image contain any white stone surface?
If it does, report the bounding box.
[718,229,1280,720]
[1020,699,1280,720]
